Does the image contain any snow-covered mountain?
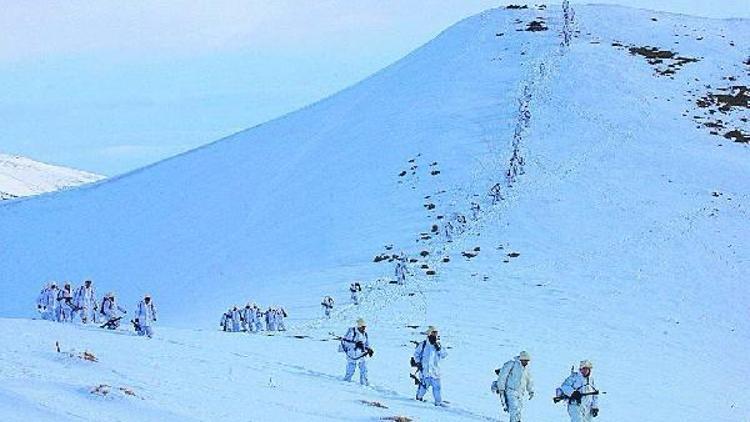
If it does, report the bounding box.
[1,4,748,421]
[0,153,104,200]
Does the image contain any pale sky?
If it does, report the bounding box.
[1,1,748,175]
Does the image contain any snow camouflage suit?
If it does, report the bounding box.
[56,285,74,322]
[321,296,334,317]
[73,283,97,323]
[349,283,362,305]
[242,305,258,332]
[339,326,370,385]
[394,261,406,285]
[496,356,535,422]
[37,285,58,321]
[230,308,241,332]
[135,299,157,338]
[561,371,599,422]
[413,339,447,405]
[100,296,127,328]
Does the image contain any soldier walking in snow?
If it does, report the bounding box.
[56,283,74,322]
[242,303,256,332]
[254,304,265,331]
[276,306,288,331]
[443,221,454,242]
[73,279,97,324]
[558,360,600,421]
[36,282,59,321]
[99,292,127,329]
[349,282,362,305]
[230,306,242,332]
[471,202,481,220]
[265,306,277,331]
[134,294,157,338]
[220,308,232,332]
[489,183,503,204]
[321,296,334,318]
[339,318,373,385]
[395,261,407,285]
[493,351,535,422]
[413,326,447,406]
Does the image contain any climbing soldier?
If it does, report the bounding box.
[339,318,373,385]
[413,326,447,406]
[493,351,535,422]
[321,296,334,318]
[558,360,600,421]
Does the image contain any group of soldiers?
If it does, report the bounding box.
[219,303,288,332]
[34,280,158,338]
[338,320,601,422]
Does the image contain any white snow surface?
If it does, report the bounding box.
[1,4,749,421]
[0,153,104,200]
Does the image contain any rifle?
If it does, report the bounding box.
[100,317,122,329]
[553,390,605,404]
[131,319,142,333]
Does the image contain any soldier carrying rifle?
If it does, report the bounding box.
[556,360,602,421]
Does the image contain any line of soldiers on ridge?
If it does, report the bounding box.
[220,304,288,332]
[338,319,601,422]
[35,280,158,338]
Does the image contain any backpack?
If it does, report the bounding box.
[410,340,427,368]
[338,327,368,354]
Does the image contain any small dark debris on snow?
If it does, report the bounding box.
[426,270,437,276]
[430,170,441,176]
[442,256,450,263]
[507,252,521,258]
[651,17,658,22]
[398,171,407,177]
[381,416,413,422]
[409,258,418,263]
[697,86,749,112]
[496,32,505,37]
[526,20,548,32]
[506,4,529,9]
[405,325,420,329]
[462,251,479,259]
[373,254,390,263]
[473,246,481,252]
[420,250,430,257]
[724,129,750,143]
[420,264,429,269]
[620,44,699,76]
[424,203,436,210]
[360,400,389,409]
[628,46,675,60]
[431,224,439,233]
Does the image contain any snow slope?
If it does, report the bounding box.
[0,153,104,200]
[1,4,749,421]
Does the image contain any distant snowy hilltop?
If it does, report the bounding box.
[0,153,103,201]
[0,4,748,422]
